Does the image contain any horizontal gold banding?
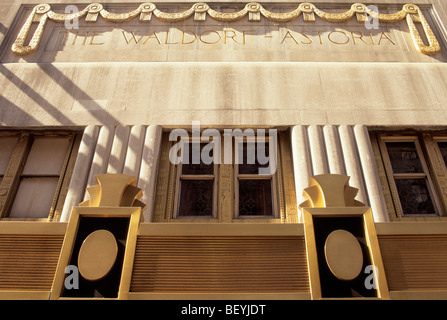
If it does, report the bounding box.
[128,292,311,300]
[376,222,447,235]
[0,221,67,234]
[138,222,304,236]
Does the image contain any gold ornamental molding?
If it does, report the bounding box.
[12,2,441,56]
[79,173,146,212]
[299,174,390,299]
[300,174,365,208]
[51,173,143,299]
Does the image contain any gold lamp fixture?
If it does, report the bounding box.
[51,174,144,299]
[299,174,389,300]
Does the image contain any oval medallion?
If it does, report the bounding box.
[78,229,118,281]
[324,229,363,281]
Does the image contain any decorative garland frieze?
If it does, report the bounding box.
[11,2,441,56]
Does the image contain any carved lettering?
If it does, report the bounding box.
[60,30,68,47]
[199,31,221,44]
[224,30,240,44]
[281,30,299,44]
[71,32,89,45]
[315,31,324,45]
[242,30,255,44]
[182,31,197,44]
[58,26,398,50]
[300,31,313,45]
[328,31,350,45]
[122,31,143,44]
[89,31,104,45]
[369,32,375,45]
[351,31,368,45]
[378,32,396,45]
[142,32,162,45]
[11,3,439,57]
[165,29,180,44]
[59,31,106,47]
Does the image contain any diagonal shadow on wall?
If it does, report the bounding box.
[0,63,122,126]
[0,64,75,125]
[0,95,42,125]
[36,62,121,125]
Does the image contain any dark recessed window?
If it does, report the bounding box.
[381,138,439,216]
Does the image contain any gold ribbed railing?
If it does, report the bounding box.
[128,223,309,299]
[131,235,309,293]
[379,234,447,291]
[0,234,64,291]
[0,222,67,299]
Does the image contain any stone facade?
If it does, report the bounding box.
[1,0,447,300]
